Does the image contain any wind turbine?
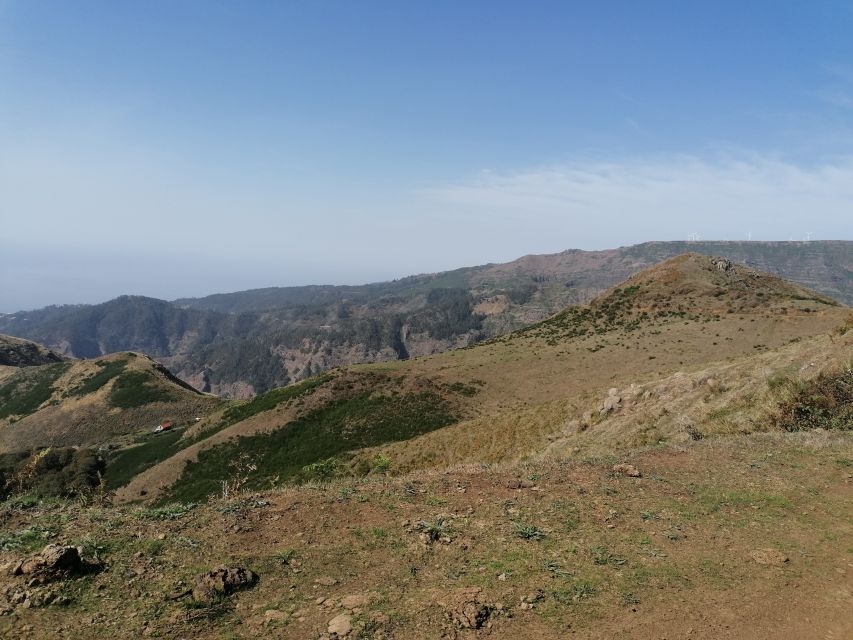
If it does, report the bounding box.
[805,232,813,241]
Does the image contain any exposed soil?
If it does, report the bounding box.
[2,432,851,639]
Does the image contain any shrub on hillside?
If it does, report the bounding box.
[770,368,852,431]
[1,447,104,499]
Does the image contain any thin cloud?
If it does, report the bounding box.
[422,154,853,240]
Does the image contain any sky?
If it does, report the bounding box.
[1,1,852,311]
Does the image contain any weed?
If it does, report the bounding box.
[592,546,627,566]
[302,457,339,482]
[552,580,598,604]
[514,522,546,540]
[0,525,55,552]
[417,517,451,541]
[371,453,391,473]
[146,539,165,556]
[140,502,197,521]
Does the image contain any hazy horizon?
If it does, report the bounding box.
[2,2,852,311]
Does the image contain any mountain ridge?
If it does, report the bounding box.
[1,241,849,397]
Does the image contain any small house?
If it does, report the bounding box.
[153,420,173,433]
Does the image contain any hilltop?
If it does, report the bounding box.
[0,241,849,397]
[109,254,850,504]
[0,335,64,368]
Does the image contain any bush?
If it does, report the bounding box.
[770,368,852,431]
[2,447,104,499]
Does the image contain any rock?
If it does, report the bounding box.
[612,463,641,477]
[192,566,258,602]
[446,587,492,630]
[713,258,733,272]
[328,613,353,636]
[315,576,339,586]
[11,545,100,583]
[600,394,622,414]
[506,479,535,489]
[264,609,287,625]
[339,594,369,610]
[750,549,789,566]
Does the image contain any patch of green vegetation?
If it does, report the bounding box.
[103,428,185,489]
[592,546,627,566]
[514,521,546,540]
[0,525,56,552]
[416,517,451,542]
[69,358,128,397]
[770,368,852,431]
[0,362,70,419]
[1,447,104,499]
[217,374,329,428]
[682,488,793,518]
[109,371,176,408]
[139,502,197,520]
[551,580,598,604]
[165,389,457,502]
[272,549,298,566]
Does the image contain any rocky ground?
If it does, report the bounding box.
[1,431,851,639]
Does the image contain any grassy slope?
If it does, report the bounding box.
[131,255,850,503]
[0,353,220,453]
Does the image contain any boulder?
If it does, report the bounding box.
[10,545,100,583]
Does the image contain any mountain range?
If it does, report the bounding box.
[2,241,850,399]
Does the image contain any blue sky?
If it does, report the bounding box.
[1,1,852,310]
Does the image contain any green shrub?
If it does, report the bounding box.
[2,447,104,499]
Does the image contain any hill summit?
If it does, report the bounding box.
[599,252,838,314]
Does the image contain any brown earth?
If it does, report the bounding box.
[1,432,851,639]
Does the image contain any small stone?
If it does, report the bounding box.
[339,594,369,609]
[264,609,287,624]
[316,576,339,587]
[497,573,507,581]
